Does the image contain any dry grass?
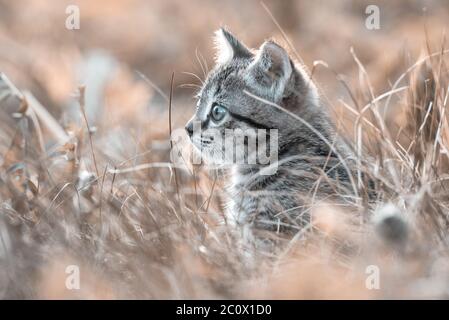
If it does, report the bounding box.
[1,0,449,299]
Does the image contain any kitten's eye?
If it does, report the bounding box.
[211,103,227,122]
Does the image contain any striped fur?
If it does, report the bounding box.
[186,28,357,236]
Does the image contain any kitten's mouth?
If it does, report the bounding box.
[200,138,212,146]
[190,135,212,150]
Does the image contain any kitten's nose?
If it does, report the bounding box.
[185,121,194,137]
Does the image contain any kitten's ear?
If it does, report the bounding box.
[245,41,292,100]
[214,28,252,65]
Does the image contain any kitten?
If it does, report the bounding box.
[185,28,358,236]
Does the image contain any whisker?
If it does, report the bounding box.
[182,71,204,85]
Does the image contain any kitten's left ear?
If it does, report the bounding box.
[245,40,292,101]
[214,28,252,65]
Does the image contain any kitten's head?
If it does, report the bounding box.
[185,28,319,166]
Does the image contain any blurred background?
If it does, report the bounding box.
[1,0,448,128]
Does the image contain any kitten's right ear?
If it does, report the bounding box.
[214,28,252,65]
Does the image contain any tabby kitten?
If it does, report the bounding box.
[185,28,357,236]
